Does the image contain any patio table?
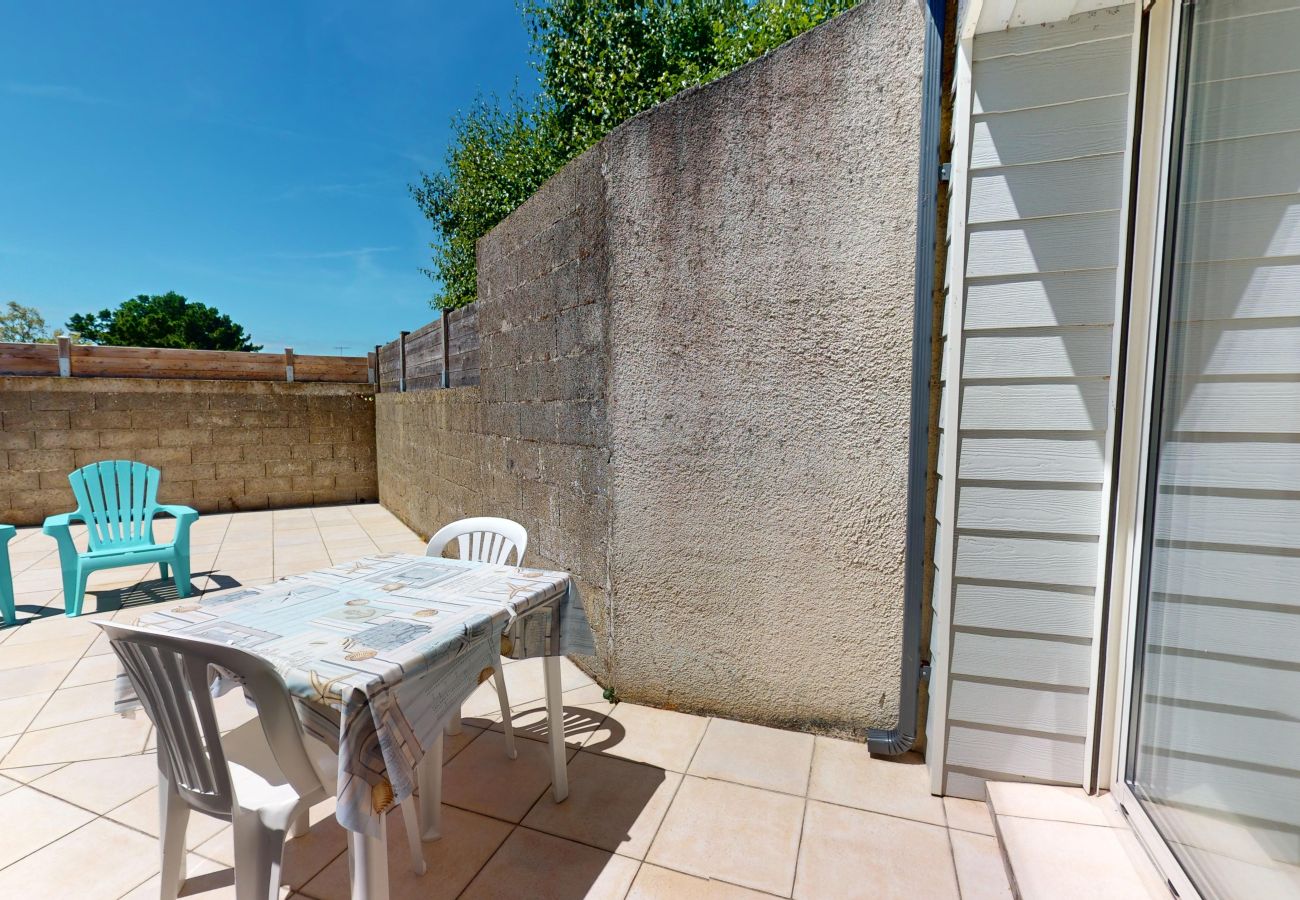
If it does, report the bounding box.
[112,551,595,898]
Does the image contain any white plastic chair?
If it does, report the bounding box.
[426,516,527,760]
[99,622,425,900]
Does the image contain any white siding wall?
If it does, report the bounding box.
[935,6,1135,798]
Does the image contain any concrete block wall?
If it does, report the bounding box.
[376,1,924,734]
[1,376,377,524]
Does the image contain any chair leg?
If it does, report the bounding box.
[399,797,426,876]
[347,827,389,900]
[444,706,462,736]
[417,734,443,841]
[544,655,568,802]
[159,562,170,581]
[490,653,517,759]
[232,808,287,900]
[173,551,192,598]
[158,772,190,900]
[289,809,310,839]
[63,565,89,618]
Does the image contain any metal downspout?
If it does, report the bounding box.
[866,0,948,756]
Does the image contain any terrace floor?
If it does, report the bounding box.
[0,503,1012,899]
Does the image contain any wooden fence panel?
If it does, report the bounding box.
[0,342,59,376]
[446,306,480,387]
[0,342,369,382]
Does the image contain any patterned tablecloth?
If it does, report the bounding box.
[112,553,595,835]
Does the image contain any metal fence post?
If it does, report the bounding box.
[57,337,72,377]
[398,331,409,392]
[440,313,450,389]
[367,351,377,386]
[284,347,295,382]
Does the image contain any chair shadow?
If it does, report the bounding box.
[88,571,237,613]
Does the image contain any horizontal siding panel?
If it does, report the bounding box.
[1171,321,1300,376]
[972,5,1133,58]
[1191,8,1300,83]
[963,328,1113,379]
[955,533,1100,588]
[968,154,1125,223]
[966,212,1121,278]
[951,632,1093,685]
[965,271,1117,329]
[1137,756,1300,829]
[972,35,1131,114]
[1150,547,1300,607]
[961,382,1110,431]
[1139,704,1300,771]
[1171,381,1300,434]
[949,680,1089,736]
[958,486,1103,535]
[960,435,1106,482]
[1147,598,1300,660]
[946,725,1084,783]
[1173,259,1300,322]
[1144,651,1300,714]
[1187,70,1300,144]
[1195,0,1300,22]
[970,95,1130,169]
[1158,439,1300,491]
[1154,493,1300,550]
[1183,130,1300,205]
[1180,194,1300,264]
[953,582,1096,637]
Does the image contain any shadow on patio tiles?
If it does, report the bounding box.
[85,571,240,613]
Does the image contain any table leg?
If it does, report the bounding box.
[418,732,443,841]
[348,827,389,900]
[544,654,568,802]
[444,705,462,736]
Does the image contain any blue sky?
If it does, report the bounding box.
[0,1,537,354]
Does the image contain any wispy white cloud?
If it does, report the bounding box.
[263,245,399,261]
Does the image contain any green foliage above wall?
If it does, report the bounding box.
[67,292,262,351]
[411,0,858,311]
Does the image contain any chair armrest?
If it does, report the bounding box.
[42,513,83,560]
[0,523,15,544]
[42,512,83,534]
[154,504,199,523]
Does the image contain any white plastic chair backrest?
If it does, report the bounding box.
[98,621,325,819]
[425,516,527,566]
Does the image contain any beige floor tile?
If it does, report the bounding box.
[0,691,49,737]
[524,751,683,858]
[997,817,1158,900]
[0,785,97,869]
[497,656,596,706]
[807,738,944,826]
[2,610,106,646]
[688,717,814,796]
[443,724,485,762]
[0,773,19,796]
[32,751,160,813]
[949,828,1013,900]
[792,800,959,900]
[627,864,776,899]
[0,657,77,696]
[117,853,238,900]
[0,736,16,764]
[442,728,575,823]
[0,817,163,900]
[3,709,152,766]
[585,702,709,773]
[0,633,95,670]
[0,761,65,782]
[28,679,117,730]
[945,796,996,836]
[61,651,121,686]
[489,683,614,749]
[647,776,804,896]
[301,805,512,900]
[461,826,640,900]
[986,782,1114,827]
[108,785,231,847]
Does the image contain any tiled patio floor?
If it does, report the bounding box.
[0,503,1012,899]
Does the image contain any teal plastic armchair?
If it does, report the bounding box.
[43,460,199,617]
[1,524,15,625]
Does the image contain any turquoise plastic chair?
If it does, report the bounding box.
[0,524,15,625]
[43,460,199,617]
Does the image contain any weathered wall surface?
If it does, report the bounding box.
[1,376,377,524]
[603,0,922,730]
[378,145,613,646]
[376,0,924,733]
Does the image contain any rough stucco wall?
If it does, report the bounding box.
[602,0,923,731]
[1,376,377,524]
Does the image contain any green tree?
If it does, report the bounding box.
[67,292,262,351]
[0,300,50,342]
[412,0,856,310]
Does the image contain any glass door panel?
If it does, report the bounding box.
[1127,0,1300,896]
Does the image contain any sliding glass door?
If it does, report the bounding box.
[1124,0,1300,896]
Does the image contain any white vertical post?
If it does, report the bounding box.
[57,336,72,377]
[544,654,568,802]
[284,347,295,382]
[418,732,443,841]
